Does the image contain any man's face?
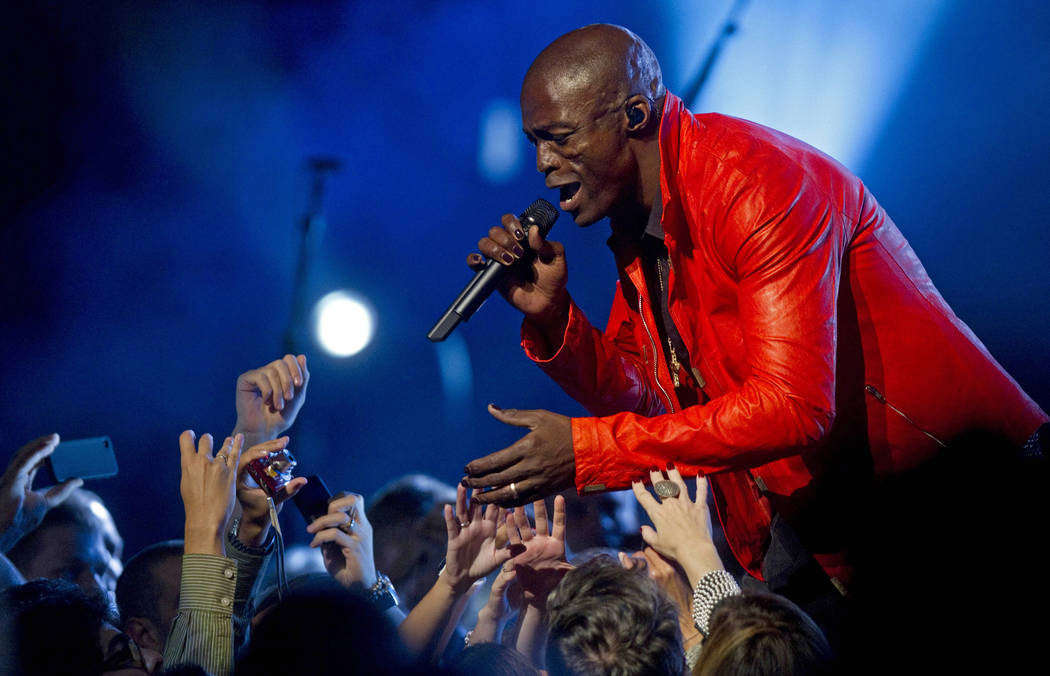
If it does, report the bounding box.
[19,522,122,601]
[521,75,635,227]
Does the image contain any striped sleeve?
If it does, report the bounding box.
[162,554,237,676]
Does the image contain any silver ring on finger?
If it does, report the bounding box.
[653,480,681,499]
[509,482,519,501]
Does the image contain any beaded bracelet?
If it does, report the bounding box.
[691,570,741,636]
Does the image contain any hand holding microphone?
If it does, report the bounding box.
[428,199,567,341]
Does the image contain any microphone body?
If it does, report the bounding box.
[428,199,558,342]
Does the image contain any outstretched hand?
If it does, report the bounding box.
[462,405,574,507]
[504,495,572,609]
[631,466,724,586]
[233,354,310,444]
[470,565,518,645]
[0,434,83,552]
[439,484,512,594]
[179,431,245,556]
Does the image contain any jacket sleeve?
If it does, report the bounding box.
[535,172,847,492]
[521,291,666,419]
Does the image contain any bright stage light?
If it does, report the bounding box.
[314,290,375,357]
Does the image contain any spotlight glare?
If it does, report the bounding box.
[314,290,375,357]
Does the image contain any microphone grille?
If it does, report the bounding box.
[520,199,559,237]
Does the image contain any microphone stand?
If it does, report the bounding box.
[680,0,751,109]
[283,156,341,354]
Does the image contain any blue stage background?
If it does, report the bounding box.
[2,0,1047,556]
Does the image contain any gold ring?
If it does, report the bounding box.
[653,480,681,499]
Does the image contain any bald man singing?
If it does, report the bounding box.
[460,24,1047,599]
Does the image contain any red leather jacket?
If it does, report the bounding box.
[522,94,1047,583]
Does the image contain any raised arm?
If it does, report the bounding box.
[632,467,739,639]
[232,354,310,447]
[503,495,572,668]
[163,431,245,676]
[398,484,511,661]
[0,434,82,555]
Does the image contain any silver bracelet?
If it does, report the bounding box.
[691,570,740,636]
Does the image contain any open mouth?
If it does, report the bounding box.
[559,182,581,210]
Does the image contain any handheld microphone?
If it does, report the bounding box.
[428,199,559,342]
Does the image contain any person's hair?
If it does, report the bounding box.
[447,642,540,676]
[694,591,832,676]
[367,473,456,549]
[115,539,182,627]
[7,488,122,571]
[237,584,417,676]
[0,578,115,676]
[251,572,344,624]
[545,554,684,676]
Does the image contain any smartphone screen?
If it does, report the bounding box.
[44,436,119,483]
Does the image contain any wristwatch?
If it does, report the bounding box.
[227,517,275,556]
[367,572,400,611]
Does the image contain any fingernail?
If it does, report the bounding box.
[514,228,525,240]
[501,253,514,264]
[461,477,470,486]
[489,403,502,411]
[512,245,524,257]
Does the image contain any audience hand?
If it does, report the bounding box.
[233,354,310,444]
[439,484,512,595]
[306,491,377,589]
[631,466,724,586]
[504,495,572,609]
[0,434,83,552]
[179,431,244,556]
[234,437,307,548]
[621,547,702,649]
[470,565,518,645]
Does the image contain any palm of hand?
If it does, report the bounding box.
[513,533,568,603]
[448,518,501,580]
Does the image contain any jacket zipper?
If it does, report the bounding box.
[865,384,947,448]
[638,293,676,413]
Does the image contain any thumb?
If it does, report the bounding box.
[640,525,659,549]
[486,404,535,429]
[44,478,84,508]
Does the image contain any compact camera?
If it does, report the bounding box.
[246,448,297,497]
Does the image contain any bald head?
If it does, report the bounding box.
[525,24,664,109]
